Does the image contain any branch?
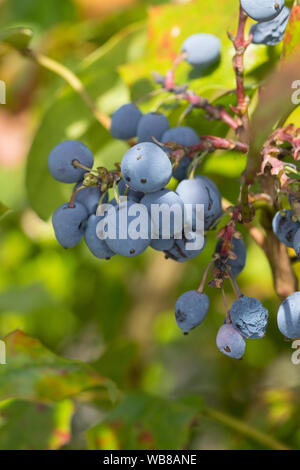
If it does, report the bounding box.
[22,48,111,131]
[154,70,240,132]
[181,90,240,131]
[204,407,291,451]
[230,2,252,222]
[189,136,248,154]
[230,2,252,142]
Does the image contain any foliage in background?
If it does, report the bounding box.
[0,0,300,450]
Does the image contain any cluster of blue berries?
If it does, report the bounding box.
[175,235,269,360]
[48,12,299,362]
[241,0,290,46]
[49,138,222,261]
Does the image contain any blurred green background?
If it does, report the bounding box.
[0,0,300,451]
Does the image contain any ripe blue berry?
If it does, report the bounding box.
[103,200,151,257]
[151,238,175,252]
[118,179,144,203]
[162,127,200,180]
[165,233,206,263]
[277,292,300,339]
[181,34,221,68]
[241,0,284,22]
[215,238,247,278]
[137,112,169,143]
[272,210,300,248]
[84,215,115,259]
[251,7,290,46]
[74,182,108,215]
[162,126,200,147]
[175,290,209,334]
[48,140,94,183]
[121,142,172,193]
[216,324,246,359]
[141,189,184,239]
[176,176,222,230]
[230,296,269,339]
[110,103,143,140]
[52,202,88,248]
[293,228,300,257]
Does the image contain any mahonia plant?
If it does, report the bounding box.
[48,0,300,360]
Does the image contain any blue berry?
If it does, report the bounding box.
[175,290,209,334]
[162,127,200,180]
[216,324,246,359]
[52,202,88,248]
[241,0,284,21]
[230,296,269,339]
[293,228,300,257]
[74,182,108,215]
[215,238,247,278]
[103,200,151,257]
[118,179,144,203]
[277,292,300,339]
[141,189,184,239]
[121,142,172,193]
[151,238,175,252]
[176,176,222,230]
[272,210,300,248]
[137,112,169,143]
[162,126,200,147]
[181,34,221,67]
[110,103,143,140]
[165,233,206,263]
[84,215,115,259]
[48,140,94,183]
[251,7,290,46]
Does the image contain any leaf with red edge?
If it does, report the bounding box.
[0,330,115,403]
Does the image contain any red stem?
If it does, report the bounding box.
[189,136,248,154]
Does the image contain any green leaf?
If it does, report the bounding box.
[283,5,300,60]
[87,392,198,450]
[0,27,33,49]
[0,330,113,403]
[0,399,74,450]
[120,0,275,99]
[0,202,10,221]
[25,23,146,220]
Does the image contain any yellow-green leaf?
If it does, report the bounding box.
[0,330,112,403]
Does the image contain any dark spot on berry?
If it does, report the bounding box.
[225,346,231,353]
[175,308,187,323]
[126,177,131,182]
[130,249,136,255]
[141,178,147,184]
[136,155,142,160]
[286,230,294,243]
